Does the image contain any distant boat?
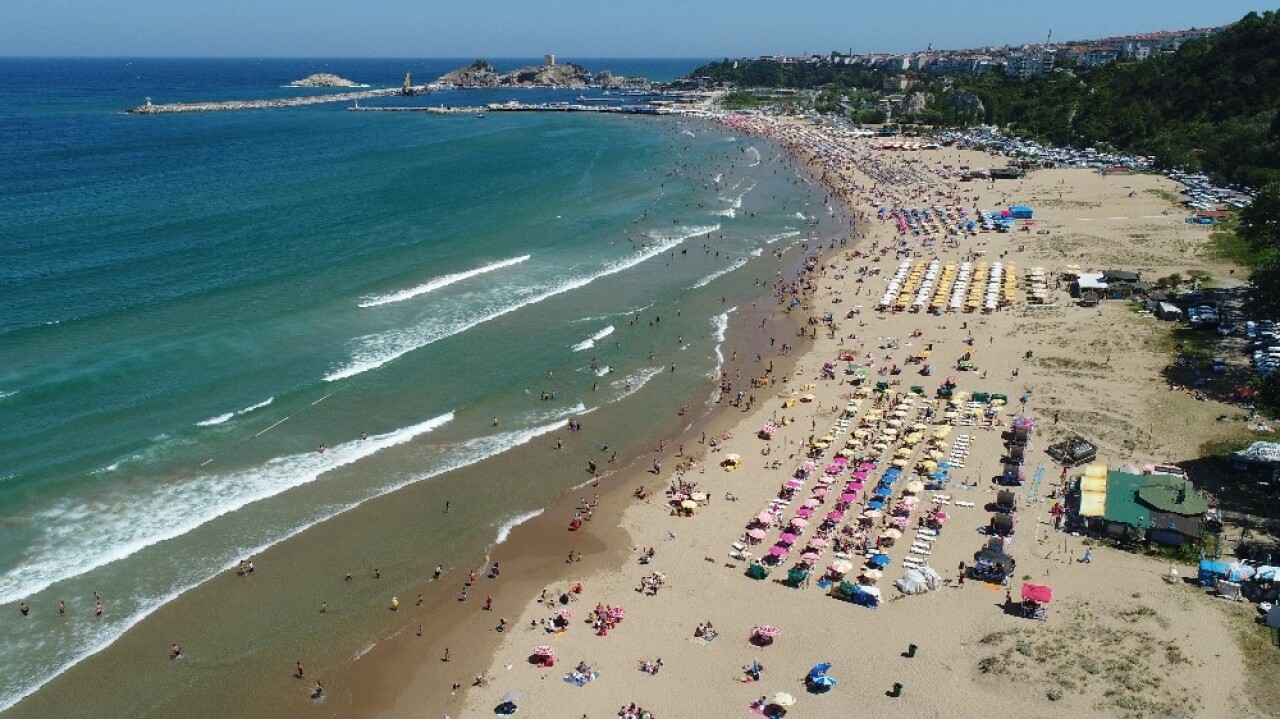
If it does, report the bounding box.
[476,111,486,118]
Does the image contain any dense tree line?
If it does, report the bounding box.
[690,58,885,94]
[954,10,1280,189]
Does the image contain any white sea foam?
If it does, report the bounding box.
[746,146,761,166]
[195,396,274,427]
[707,307,737,390]
[0,412,456,606]
[358,255,531,308]
[712,173,723,183]
[0,390,17,400]
[765,230,802,244]
[570,325,615,352]
[325,226,718,382]
[690,257,749,289]
[750,248,764,257]
[610,366,663,401]
[681,129,695,138]
[522,402,587,423]
[495,509,544,545]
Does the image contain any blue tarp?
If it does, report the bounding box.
[1009,205,1033,219]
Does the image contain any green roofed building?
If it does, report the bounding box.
[1098,471,1208,546]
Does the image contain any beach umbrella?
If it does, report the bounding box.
[839,492,857,502]
[861,569,884,580]
[868,553,891,569]
[905,481,926,494]
[874,486,892,498]
[800,551,820,562]
[929,450,945,461]
[532,645,556,658]
[813,487,830,497]
[690,492,706,501]
[785,479,804,489]
[892,458,908,467]
[879,528,903,539]
[795,507,814,518]
[680,500,698,510]
[803,498,821,508]
[779,532,797,544]
[755,511,773,524]
[754,625,781,639]
[723,454,741,463]
[768,546,788,557]
[807,537,828,548]
[895,447,913,458]
[554,608,574,619]
[829,559,854,575]
[747,528,767,541]
[790,518,809,528]
[771,692,795,707]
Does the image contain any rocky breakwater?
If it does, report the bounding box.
[289,73,365,88]
[127,87,408,114]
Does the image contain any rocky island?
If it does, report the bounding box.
[289,73,365,88]
[436,60,648,89]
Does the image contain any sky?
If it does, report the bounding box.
[2,0,1272,57]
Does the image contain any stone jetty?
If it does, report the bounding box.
[127,87,428,115]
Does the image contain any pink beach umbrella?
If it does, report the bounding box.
[807,537,828,548]
[768,545,788,557]
[795,507,814,518]
[532,645,556,658]
[785,479,804,489]
[779,532,798,544]
[847,481,865,491]
[800,551,820,562]
[840,492,857,502]
[826,511,845,521]
[825,465,842,474]
[554,608,574,619]
[813,488,830,497]
[790,517,810,528]
[746,528,768,541]
[832,456,850,464]
[803,498,821,508]
[753,625,781,639]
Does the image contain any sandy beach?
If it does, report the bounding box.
[418,116,1273,719]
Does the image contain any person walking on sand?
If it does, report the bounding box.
[957,561,966,587]
[296,661,305,679]
[1081,547,1093,564]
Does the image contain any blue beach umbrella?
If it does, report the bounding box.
[874,486,892,498]
[868,553,891,569]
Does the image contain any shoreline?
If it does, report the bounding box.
[2,113,844,719]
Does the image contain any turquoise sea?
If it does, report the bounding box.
[0,58,845,712]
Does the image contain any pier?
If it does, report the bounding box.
[348,101,685,116]
[127,86,432,114]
